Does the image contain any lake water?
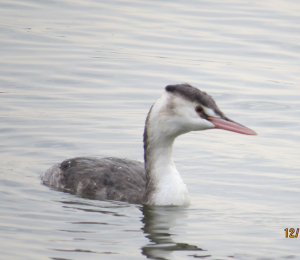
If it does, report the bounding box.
[1,0,300,259]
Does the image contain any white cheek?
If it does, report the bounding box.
[174,104,216,132]
[191,118,215,131]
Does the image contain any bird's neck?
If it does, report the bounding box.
[143,109,190,206]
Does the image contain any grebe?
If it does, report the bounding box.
[41,84,256,205]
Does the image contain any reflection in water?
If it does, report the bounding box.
[141,206,207,259]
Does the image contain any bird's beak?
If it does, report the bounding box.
[208,117,257,135]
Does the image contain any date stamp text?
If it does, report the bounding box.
[284,228,299,238]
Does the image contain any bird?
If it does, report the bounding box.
[41,84,256,206]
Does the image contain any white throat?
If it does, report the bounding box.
[144,93,191,206]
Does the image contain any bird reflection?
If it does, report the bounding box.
[141,205,205,259]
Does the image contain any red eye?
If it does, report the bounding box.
[195,106,203,113]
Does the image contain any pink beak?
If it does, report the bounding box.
[208,117,257,135]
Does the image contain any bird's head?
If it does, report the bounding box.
[147,84,256,139]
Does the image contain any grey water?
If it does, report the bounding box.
[1,0,300,259]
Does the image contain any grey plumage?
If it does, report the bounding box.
[41,157,146,204]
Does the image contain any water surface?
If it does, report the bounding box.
[0,0,300,259]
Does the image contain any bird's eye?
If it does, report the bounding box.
[195,106,204,113]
